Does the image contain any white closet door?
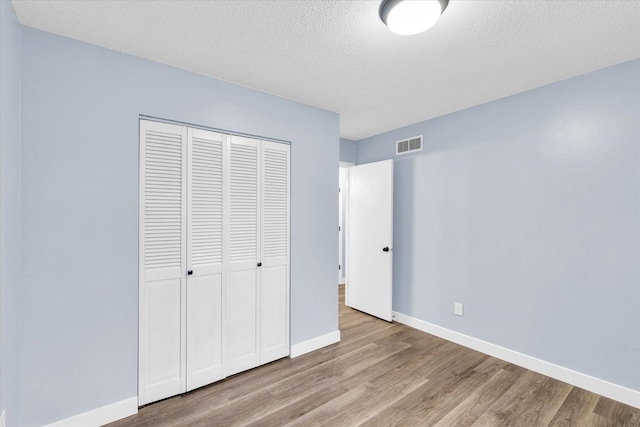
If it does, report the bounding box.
[260,141,290,364]
[139,120,187,405]
[186,128,225,391]
[226,135,261,376]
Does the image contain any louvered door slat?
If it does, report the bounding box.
[189,134,223,268]
[229,142,259,264]
[262,147,289,260]
[144,127,183,268]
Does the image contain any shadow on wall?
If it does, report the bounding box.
[392,156,415,312]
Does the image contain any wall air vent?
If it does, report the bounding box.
[396,135,423,156]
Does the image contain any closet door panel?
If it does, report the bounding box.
[229,137,260,270]
[260,141,290,363]
[186,128,225,391]
[187,274,223,390]
[226,136,261,375]
[260,265,289,363]
[227,269,258,375]
[139,120,187,405]
[144,278,182,401]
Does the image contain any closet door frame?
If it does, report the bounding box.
[139,119,291,404]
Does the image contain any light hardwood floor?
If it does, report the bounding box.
[108,286,640,426]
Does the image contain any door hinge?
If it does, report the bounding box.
[339,264,341,270]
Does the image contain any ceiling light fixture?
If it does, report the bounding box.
[379,0,449,36]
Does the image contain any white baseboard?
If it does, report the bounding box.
[392,311,640,409]
[339,278,345,285]
[290,330,341,358]
[44,397,138,427]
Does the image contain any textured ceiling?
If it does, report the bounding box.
[11,0,640,141]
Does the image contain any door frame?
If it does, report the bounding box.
[339,162,354,287]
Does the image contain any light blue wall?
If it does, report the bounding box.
[339,138,357,163]
[0,2,22,426]
[357,59,640,392]
[20,27,339,426]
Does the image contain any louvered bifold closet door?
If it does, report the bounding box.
[186,128,225,391]
[139,120,187,405]
[226,135,261,376]
[260,141,290,364]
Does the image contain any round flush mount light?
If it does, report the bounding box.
[379,0,449,35]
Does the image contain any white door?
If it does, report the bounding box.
[186,128,225,391]
[139,120,187,405]
[347,160,394,321]
[226,135,260,376]
[259,141,290,364]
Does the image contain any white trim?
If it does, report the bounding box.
[290,330,341,358]
[338,164,352,286]
[44,397,138,427]
[392,311,640,409]
[341,165,352,305]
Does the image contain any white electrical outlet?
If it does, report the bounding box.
[1,409,6,427]
[454,302,464,316]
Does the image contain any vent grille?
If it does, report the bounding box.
[144,129,183,269]
[229,143,259,263]
[263,148,289,258]
[190,135,223,267]
[396,135,423,155]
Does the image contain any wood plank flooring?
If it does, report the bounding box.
[108,286,640,426]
